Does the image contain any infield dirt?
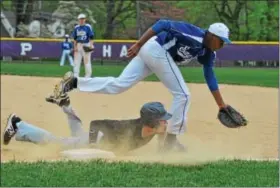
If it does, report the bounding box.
[1,75,278,164]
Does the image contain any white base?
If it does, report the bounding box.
[60,148,116,160]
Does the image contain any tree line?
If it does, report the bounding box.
[1,0,279,41]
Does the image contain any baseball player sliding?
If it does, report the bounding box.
[50,19,247,152]
[3,95,173,154]
[59,34,74,66]
[72,13,94,78]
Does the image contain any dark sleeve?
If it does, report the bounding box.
[198,52,219,91]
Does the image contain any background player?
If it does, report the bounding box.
[51,19,232,152]
[72,13,94,78]
[3,96,175,154]
[59,34,74,67]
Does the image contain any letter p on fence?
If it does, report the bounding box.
[20,42,32,56]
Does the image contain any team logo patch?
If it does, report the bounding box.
[177,45,194,60]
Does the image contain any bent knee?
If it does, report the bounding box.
[174,92,191,104]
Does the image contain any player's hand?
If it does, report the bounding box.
[127,42,141,58]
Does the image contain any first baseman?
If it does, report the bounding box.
[3,95,173,153]
[50,19,232,152]
[72,13,94,78]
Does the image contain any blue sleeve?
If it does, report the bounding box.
[151,19,172,34]
[198,52,219,91]
[151,19,194,37]
[69,42,73,49]
[87,25,94,39]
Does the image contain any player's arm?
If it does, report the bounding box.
[127,19,171,57]
[128,19,187,57]
[137,19,172,46]
[200,54,227,109]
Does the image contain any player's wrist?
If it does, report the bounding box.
[218,103,227,109]
[135,41,142,47]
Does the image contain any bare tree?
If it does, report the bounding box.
[103,0,136,39]
[213,0,245,40]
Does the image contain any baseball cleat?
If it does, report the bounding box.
[159,134,187,153]
[53,71,75,98]
[46,93,70,107]
[3,113,20,145]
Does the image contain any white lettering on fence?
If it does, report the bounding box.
[119,45,128,57]
[102,45,112,57]
[20,42,32,55]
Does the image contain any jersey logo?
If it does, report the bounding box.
[77,30,86,36]
[177,45,194,59]
[63,43,70,48]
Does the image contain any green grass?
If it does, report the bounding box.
[1,62,278,88]
[1,159,278,187]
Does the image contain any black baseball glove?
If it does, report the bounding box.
[218,105,248,128]
[83,46,94,52]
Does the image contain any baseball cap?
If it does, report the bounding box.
[65,34,69,38]
[208,23,231,44]
[77,13,86,19]
[140,102,172,122]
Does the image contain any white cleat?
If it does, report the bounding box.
[3,113,19,145]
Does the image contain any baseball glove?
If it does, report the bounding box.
[83,46,94,52]
[218,105,248,128]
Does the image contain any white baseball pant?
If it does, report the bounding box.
[60,49,74,66]
[76,37,191,135]
[74,43,92,78]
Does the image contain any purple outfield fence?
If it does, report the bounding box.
[0,39,279,61]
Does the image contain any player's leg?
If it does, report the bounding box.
[3,113,89,148]
[3,113,58,145]
[66,50,74,66]
[82,51,92,78]
[73,47,83,77]
[59,50,66,66]
[46,93,89,146]
[61,105,88,140]
[56,55,152,95]
[139,38,190,151]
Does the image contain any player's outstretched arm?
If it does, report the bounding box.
[203,64,226,109]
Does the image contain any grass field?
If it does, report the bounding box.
[0,62,278,87]
[1,61,279,187]
[1,159,278,187]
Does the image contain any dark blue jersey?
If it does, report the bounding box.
[152,19,219,91]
